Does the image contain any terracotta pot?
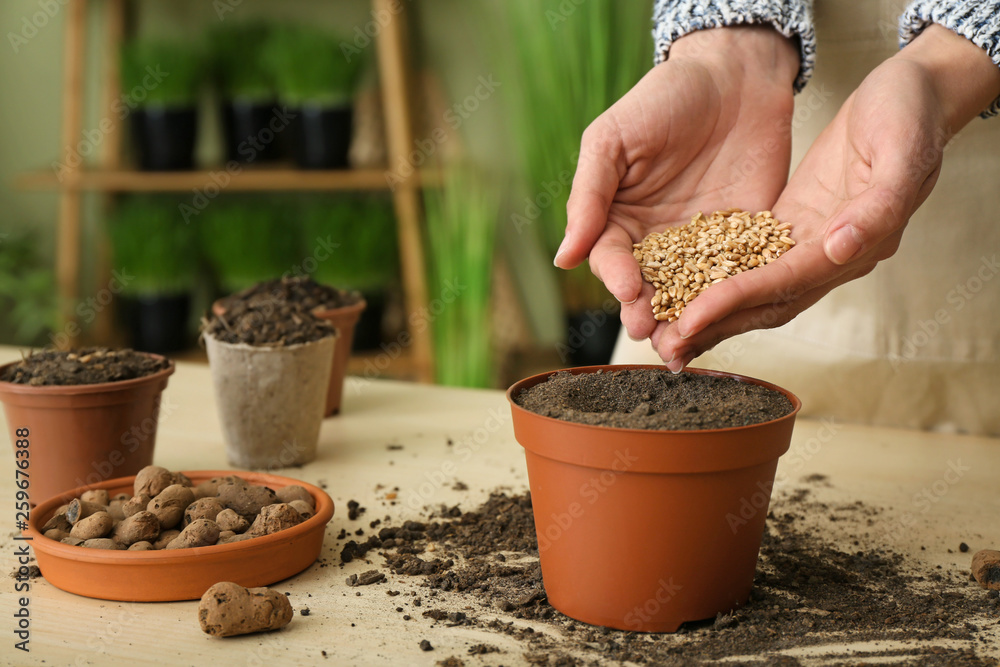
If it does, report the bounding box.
[506,365,801,633]
[24,470,334,601]
[204,332,336,468]
[0,357,175,504]
[212,296,366,416]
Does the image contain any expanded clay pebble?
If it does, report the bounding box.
[154,530,180,550]
[276,485,314,509]
[184,497,226,527]
[69,511,113,540]
[81,489,110,506]
[66,499,105,525]
[215,509,249,533]
[122,494,151,518]
[246,504,303,538]
[288,500,314,520]
[633,209,794,323]
[113,511,160,547]
[166,519,220,550]
[148,485,196,530]
[218,483,278,521]
[972,550,1000,590]
[81,538,119,550]
[195,476,243,499]
[40,466,315,553]
[198,582,293,637]
[134,466,185,498]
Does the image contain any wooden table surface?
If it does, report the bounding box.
[0,347,997,666]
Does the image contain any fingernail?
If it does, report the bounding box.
[677,323,691,339]
[825,224,863,265]
[666,356,685,374]
[619,296,638,306]
[553,237,570,267]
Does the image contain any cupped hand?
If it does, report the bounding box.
[655,25,1000,370]
[556,26,800,351]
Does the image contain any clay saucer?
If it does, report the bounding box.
[25,470,334,601]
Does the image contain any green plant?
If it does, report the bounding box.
[499,0,652,310]
[299,195,397,292]
[424,168,499,388]
[208,21,274,101]
[107,196,199,295]
[261,25,366,106]
[121,39,203,107]
[0,231,56,345]
[199,196,300,292]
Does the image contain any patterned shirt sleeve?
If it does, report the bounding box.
[899,1,1000,117]
[652,0,816,92]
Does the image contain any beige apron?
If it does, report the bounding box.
[612,0,1000,435]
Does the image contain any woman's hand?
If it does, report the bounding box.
[654,25,1000,370]
[557,26,800,351]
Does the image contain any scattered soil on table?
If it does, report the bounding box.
[218,276,361,314]
[355,480,998,665]
[514,369,793,430]
[0,348,170,386]
[202,301,335,347]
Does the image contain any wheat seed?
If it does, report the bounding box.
[632,209,795,324]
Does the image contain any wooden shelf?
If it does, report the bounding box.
[17,166,442,192]
[29,0,435,382]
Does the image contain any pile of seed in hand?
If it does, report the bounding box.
[40,466,315,551]
[633,209,794,323]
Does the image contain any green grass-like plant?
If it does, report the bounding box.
[499,0,652,310]
[107,195,199,296]
[424,168,499,388]
[299,194,398,292]
[121,39,203,108]
[208,21,274,102]
[199,196,301,293]
[0,231,56,345]
[261,25,366,106]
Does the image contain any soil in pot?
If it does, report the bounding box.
[120,293,192,355]
[215,276,364,416]
[204,298,336,347]
[351,289,386,352]
[203,300,337,468]
[216,276,361,314]
[220,100,285,164]
[288,105,352,169]
[131,107,198,171]
[0,348,174,502]
[515,368,793,430]
[1,348,170,386]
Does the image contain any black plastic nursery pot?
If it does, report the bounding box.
[121,293,192,355]
[351,289,386,352]
[220,100,286,164]
[565,310,622,367]
[289,104,353,169]
[131,107,198,171]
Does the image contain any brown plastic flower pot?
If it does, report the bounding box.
[0,357,175,505]
[506,365,801,633]
[24,470,334,601]
[212,297,365,416]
